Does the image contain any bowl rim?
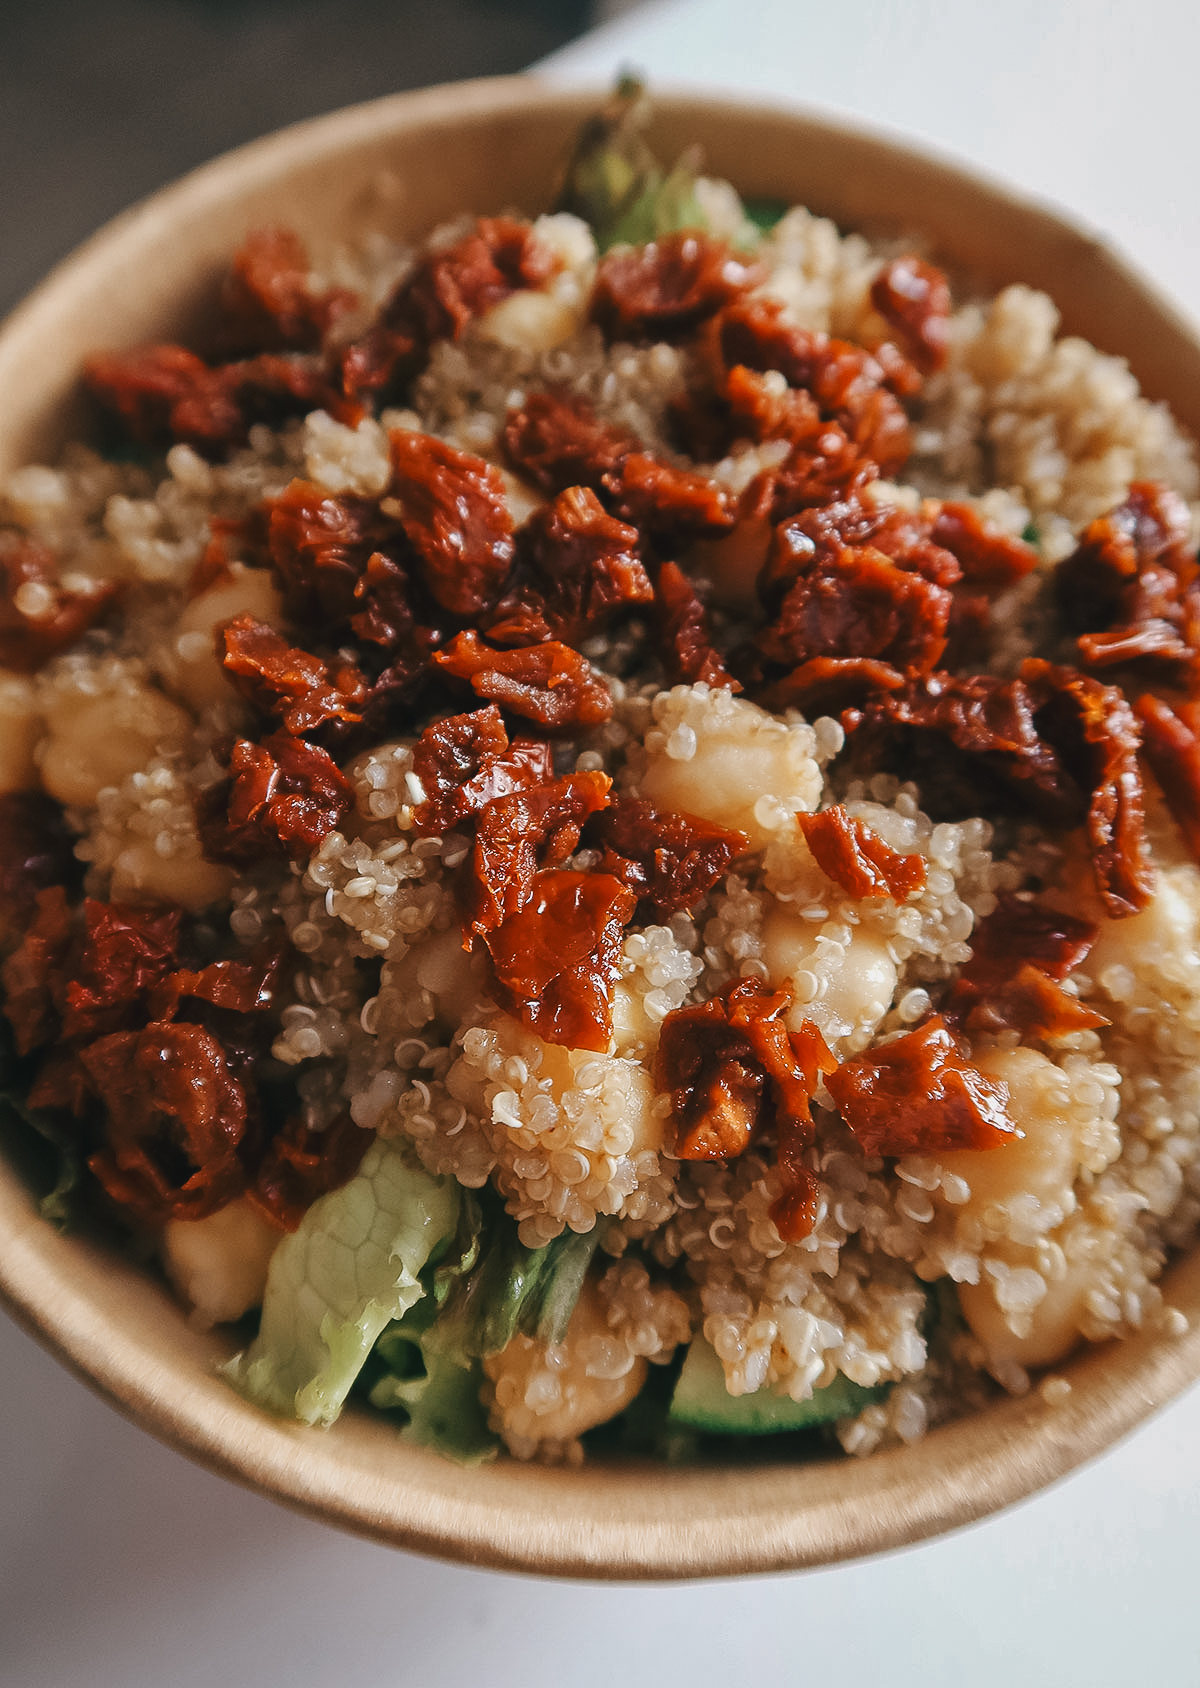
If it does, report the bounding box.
[3,72,1200,1581]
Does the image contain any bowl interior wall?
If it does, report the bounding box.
[2,77,1200,1578]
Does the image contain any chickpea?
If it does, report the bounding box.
[483,1276,647,1446]
[40,674,191,807]
[762,904,898,1052]
[108,833,233,914]
[640,692,819,850]
[938,1047,1083,1239]
[166,564,286,714]
[477,289,582,353]
[958,1242,1089,1371]
[161,1196,282,1329]
[0,669,42,793]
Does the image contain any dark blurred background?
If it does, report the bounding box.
[1,0,601,316]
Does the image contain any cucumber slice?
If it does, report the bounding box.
[668,1337,885,1434]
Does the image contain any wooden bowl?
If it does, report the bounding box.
[3,76,1200,1581]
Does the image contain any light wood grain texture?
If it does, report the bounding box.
[2,76,1199,1579]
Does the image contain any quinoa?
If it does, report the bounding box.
[4,130,1200,1473]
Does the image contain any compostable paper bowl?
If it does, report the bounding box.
[3,77,1200,1580]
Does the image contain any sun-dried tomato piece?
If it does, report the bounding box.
[432,630,613,730]
[150,948,285,1025]
[967,893,1098,990]
[466,770,612,937]
[755,543,952,679]
[266,479,384,626]
[655,997,764,1160]
[342,216,559,398]
[220,614,367,735]
[931,502,1038,595]
[251,1109,372,1232]
[503,391,637,495]
[655,560,739,690]
[826,1015,1020,1156]
[86,344,242,450]
[0,792,80,953]
[757,656,905,714]
[592,795,748,916]
[602,452,734,538]
[222,226,358,353]
[798,806,927,901]
[83,1022,249,1226]
[1056,482,1200,684]
[86,345,354,456]
[591,232,763,342]
[1,885,74,1055]
[714,298,912,473]
[388,430,515,618]
[484,869,636,1052]
[0,534,119,672]
[1136,693,1200,864]
[869,257,951,374]
[410,703,554,835]
[517,486,651,641]
[196,730,354,865]
[655,979,834,1198]
[61,900,183,1044]
[1022,659,1153,919]
[950,962,1108,1041]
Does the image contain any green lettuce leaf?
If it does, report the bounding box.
[226,1136,460,1426]
[0,1018,83,1227]
[429,1191,605,1365]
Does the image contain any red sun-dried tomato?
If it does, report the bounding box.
[591,232,763,342]
[869,257,951,374]
[1022,659,1153,919]
[957,892,1098,994]
[83,1021,249,1226]
[266,479,384,627]
[0,792,80,953]
[466,770,612,937]
[196,730,354,865]
[388,430,515,618]
[753,543,953,682]
[432,630,613,730]
[484,868,636,1051]
[758,657,906,714]
[931,501,1038,596]
[251,1109,372,1232]
[1136,693,1200,864]
[713,298,912,474]
[654,996,764,1160]
[798,806,927,902]
[949,961,1108,1041]
[592,795,748,916]
[0,534,119,672]
[503,390,637,495]
[86,345,354,456]
[602,452,734,539]
[61,900,183,1044]
[341,215,559,398]
[220,614,367,735]
[222,226,358,354]
[1055,482,1200,685]
[655,978,835,1237]
[1,885,74,1055]
[150,947,285,1025]
[410,703,553,835]
[518,485,652,640]
[654,560,739,690]
[826,1016,1020,1156]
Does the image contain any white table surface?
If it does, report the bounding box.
[5,4,1200,1682]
